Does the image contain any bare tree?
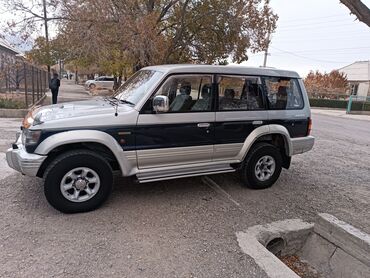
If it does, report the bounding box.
[340,0,370,27]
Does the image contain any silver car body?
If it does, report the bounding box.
[7,65,314,183]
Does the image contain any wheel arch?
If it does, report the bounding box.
[237,124,293,162]
[35,130,137,177]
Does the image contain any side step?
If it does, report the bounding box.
[136,164,236,183]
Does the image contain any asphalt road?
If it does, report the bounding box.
[0,111,369,278]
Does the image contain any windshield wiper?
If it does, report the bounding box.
[118,99,135,106]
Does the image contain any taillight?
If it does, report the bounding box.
[307,118,312,136]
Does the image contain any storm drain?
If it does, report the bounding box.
[236,213,370,278]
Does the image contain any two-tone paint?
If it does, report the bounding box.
[6,65,315,182]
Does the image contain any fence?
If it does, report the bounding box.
[346,96,370,115]
[0,61,49,109]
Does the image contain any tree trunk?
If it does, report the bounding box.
[340,0,370,27]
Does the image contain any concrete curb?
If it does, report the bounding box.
[314,213,370,268]
[236,219,313,278]
[0,94,46,118]
[0,108,29,118]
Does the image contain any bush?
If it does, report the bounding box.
[350,101,370,111]
[0,99,27,109]
[309,98,347,109]
[309,98,370,111]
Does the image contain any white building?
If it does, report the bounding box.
[339,61,370,97]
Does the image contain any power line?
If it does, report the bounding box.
[274,46,370,53]
[270,46,351,64]
[277,14,347,23]
[278,22,363,31]
[278,18,357,29]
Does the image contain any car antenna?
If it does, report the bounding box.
[114,79,119,117]
[115,101,118,117]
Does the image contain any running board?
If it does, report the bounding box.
[136,164,235,183]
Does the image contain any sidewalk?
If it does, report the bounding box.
[311,108,370,121]
[44,79,92,105]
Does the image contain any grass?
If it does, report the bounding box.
[0,98,27,109]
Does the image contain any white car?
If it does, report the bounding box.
[85,76,115,90]
[7,65,314,213]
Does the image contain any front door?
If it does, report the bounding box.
[136,74,215,169]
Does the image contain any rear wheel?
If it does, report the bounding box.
[240,143,282,189]
[44,150,113,213]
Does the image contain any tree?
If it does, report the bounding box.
[340,0,370,27]
[1,0,63,75]
[304,70,349,98]
[59,0,278,69]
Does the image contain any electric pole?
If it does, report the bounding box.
[263,32,271,67]
[42,0,50,79]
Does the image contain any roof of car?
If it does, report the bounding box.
[143,64,301,78]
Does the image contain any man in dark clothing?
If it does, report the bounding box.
[49,73,61,104]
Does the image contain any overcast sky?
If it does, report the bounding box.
[241,0,370,76]
[1,0,369,77]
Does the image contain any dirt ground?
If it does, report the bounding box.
[0,111,369,278]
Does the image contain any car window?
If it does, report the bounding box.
[264,77,304,110]
[218,76,264,111]
[114,70,163,105]
[155,75,213,112]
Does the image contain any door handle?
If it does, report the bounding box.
[197,123,210,128]
[252,121,263,125]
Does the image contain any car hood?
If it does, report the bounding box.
[33,98,126,124]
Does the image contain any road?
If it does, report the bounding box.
[0,111,369,278]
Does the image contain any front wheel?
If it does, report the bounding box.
[240,143,283,189]
[44,150,113,213]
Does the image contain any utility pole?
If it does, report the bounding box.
[42,0,50,79]
[263,32,271,67]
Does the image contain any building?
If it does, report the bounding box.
[339,61,370,97]
[0,37,22,67]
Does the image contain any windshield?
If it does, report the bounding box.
[113,70,163,105]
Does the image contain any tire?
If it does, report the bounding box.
[44,150,113,213]
[89,84,96,90]
[240,143,282,190]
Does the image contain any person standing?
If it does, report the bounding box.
[49,73,61,104]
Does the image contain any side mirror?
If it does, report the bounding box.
[153,95,169,113]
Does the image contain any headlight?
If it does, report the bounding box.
[22,129,42,145]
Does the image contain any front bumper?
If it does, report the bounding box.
[291,136,315,155]
[6,142,46,177]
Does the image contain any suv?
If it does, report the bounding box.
[85,76,115,90]
[6,65,314,213]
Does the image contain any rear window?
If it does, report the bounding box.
[263,77,304,110]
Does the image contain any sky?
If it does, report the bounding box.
[1,0,369,77]
[241,0,370,76]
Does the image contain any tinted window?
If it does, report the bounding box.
[218,76,264,111]
[264,77,304,110]
[155,75,212,112]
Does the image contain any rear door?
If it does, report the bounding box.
[136,74,215,169]
[263,77,308,138]
[214,75,268,161]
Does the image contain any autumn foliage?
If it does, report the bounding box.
[304,70,349,98]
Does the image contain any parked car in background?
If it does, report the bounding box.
[85,76,115,90]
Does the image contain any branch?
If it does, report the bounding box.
[340,0,370,27]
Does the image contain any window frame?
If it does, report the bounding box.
[262,77,305,111]
[140,73,216,114]
[215,74,267,112]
